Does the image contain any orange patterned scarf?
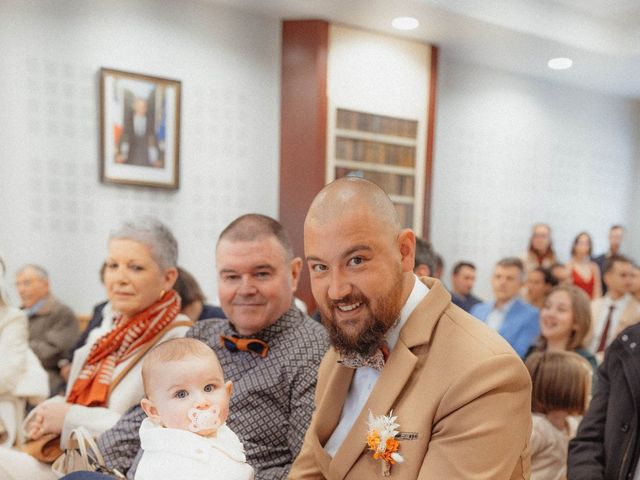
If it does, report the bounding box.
[67,290,181,407]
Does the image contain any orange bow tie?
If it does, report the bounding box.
[220,335,269,358]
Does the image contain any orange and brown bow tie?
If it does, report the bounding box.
[220,334,269,358]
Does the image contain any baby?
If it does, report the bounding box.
[136,338,254,480]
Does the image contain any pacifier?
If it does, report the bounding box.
[187,403,222,436]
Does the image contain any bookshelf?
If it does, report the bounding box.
[328,108,421,229]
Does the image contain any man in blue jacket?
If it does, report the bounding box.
[471,257,539,357]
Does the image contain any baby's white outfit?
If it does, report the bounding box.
[135,418,254,479]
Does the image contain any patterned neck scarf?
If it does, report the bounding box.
[67,289,181,407]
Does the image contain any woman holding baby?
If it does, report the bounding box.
[0,217,192,480]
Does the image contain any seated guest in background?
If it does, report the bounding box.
[526,350,592,480]
[525,285,598,375]
[567,322,640,479]
[587,254,640,360]
[566,232,602,299]
[631,263,640,302]
[0,217,192,480]
[433,252,444,279]
[15,264,79,395]
[593,224,624,295]
[0,254,31,447]
[66,214,329,480]
[292,178,531,479]
[413,237,437,277]
[521,223,557,273]
[524,267,557,309]
[174,266,225,321]
[550,262,571,285]
[449,261,482,312]
[471,257,540,357]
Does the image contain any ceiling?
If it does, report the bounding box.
[209,0,640,98]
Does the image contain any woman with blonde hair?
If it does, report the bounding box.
[526,285,598,374]
[0,218,192,480]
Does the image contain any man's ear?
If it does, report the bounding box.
[398,229,416,273]
[290,257,303,292]
[141,398,162,425]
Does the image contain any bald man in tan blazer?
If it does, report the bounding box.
[291,178,531,480]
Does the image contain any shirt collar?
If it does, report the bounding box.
[493,296,518,313]
[225,303,303,343]
[605,293,630,308]
[23,298,47,318]
[385,275,429,351]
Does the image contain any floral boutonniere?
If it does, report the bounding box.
[366,410,404,476]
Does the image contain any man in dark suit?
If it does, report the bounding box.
[593,225,624,295]
[471,257,540,357]
[450,261,482,312]
[116,95,160,168]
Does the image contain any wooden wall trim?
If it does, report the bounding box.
[423,45,439,239]
[279,20,329,312]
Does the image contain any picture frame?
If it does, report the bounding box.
[100,68,181,189]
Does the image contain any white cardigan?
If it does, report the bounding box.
[135,418,254,480]
[24,304,191,447]
[0,306,29,447]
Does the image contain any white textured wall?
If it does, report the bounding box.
[0,0,280,312]
[431,55,640,300]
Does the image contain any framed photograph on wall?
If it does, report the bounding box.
[100,68,181,189]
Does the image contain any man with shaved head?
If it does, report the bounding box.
[290,178,532,479]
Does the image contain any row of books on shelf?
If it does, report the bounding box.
[335,137,415,167]
[336,109,418,139]
[394,203,414,229]
[335,168,414,197]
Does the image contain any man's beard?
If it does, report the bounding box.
[319,271,404,357]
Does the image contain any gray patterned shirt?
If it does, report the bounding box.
[97,305,329,479]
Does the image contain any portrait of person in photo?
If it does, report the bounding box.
[113,83,164,169]
[100,68,181,189]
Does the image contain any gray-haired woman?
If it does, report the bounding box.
[0,218,192,480]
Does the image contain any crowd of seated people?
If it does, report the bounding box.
[1,203,639,479]
[417,222,640,479]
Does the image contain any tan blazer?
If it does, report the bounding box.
[588,295,640,350]
[290,278,532,480]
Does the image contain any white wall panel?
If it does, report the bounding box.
[431,55,639,300]
[0,0,280,312]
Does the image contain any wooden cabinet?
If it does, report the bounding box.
[328,108,421,229]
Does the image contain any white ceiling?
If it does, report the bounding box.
[209,0,640,98]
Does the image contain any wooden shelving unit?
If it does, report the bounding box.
[328,108,420,229]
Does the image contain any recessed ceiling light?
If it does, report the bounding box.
[548,57,573,70]
[392,17,419,30]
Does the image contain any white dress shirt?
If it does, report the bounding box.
[324,275,429,457]
[589,293,630,353]
[486,297,517,332]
